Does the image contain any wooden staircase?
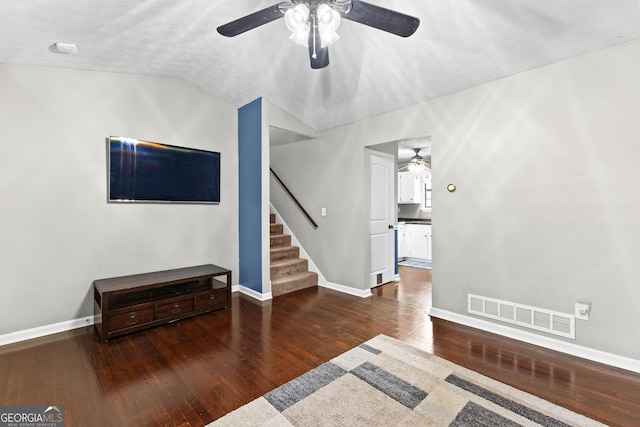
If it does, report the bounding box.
[270,213,318,297]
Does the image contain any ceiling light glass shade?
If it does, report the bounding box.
[289,26,310,46]
[408,162,426,172]
[319,26,340,47]
[317,4,341,47]
[285,4,310,32]
[285,4,310,47]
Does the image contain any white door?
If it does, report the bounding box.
[368,150,395,287]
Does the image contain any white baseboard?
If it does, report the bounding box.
[236,284,273,301]
[235,282,371,300]
[2,282,362,345]
[429,307,640,374]
[0,316,94,347]
[1,286,268,346]
[320,282,372,298]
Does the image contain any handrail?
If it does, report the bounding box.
[270,167,318,229]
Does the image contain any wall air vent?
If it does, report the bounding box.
[468,294,575,339]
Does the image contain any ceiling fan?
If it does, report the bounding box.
[400,148,430,173]
[217,0,420,69]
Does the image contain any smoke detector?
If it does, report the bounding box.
[50,42,78,54]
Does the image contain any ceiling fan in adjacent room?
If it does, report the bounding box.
[217,0,420,69]
[400,148,430,173]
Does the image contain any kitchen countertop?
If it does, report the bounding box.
[398,218,431,225]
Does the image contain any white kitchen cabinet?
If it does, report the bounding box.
[398,172,421,204]
[424,177,432,209]
[397,224,409,258]
[400,224,431,260]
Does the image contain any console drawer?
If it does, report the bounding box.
[195,289,227,309]
[108,307,154,332]
[157,299,194,319]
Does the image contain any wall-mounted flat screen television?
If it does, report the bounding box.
[108,136,220,204]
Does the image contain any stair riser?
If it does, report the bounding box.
[270,224,283,235]
[270,247,299,261]
[270,260,309,280]
[270,235,291,248]
[272,273,318,297]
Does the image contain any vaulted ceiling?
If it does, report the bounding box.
[2,1,640,131]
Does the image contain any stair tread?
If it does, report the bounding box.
[270,257,306,267]
[270,245,297,252]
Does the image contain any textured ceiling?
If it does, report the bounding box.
[2,0,640,131]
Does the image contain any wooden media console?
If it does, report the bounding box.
[93,264,231,343]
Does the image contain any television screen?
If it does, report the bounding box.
[108,136,220,204]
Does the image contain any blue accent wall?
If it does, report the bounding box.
[238,98,263,292]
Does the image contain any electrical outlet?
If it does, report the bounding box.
[575,302,591,320]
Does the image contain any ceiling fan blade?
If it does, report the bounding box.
[308,18,329,69]
[217,3,285,37]
[342,0,420,37]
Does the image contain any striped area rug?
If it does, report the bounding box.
[209,335,604,426]
[398,259,432,270]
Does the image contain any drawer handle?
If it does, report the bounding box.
[210,294,216,300]
[130,312,136,319]
[128,319,138,326]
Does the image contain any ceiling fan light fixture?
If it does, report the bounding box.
[317,4,340,30]
[319,27,340,47]
[404,148,430,173]
[289,25,310,46]
[408,162,425,173]
[285,3,310,47]
[317,4,341,47]
[284,4,310,33]
[216,0,419,69]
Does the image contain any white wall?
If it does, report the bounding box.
[271,39,640,360]
[429,38,640,360]
[271,133,370,289]
[0,64,238,336]
[265,101,360,287]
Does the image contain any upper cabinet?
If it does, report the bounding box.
[424,176,432,209]
[398,172,421,204]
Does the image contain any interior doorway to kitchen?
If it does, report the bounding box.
[368,136,432,278]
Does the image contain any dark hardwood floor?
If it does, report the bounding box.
[1,266,639,426]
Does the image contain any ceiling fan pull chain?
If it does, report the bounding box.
[311,14,318,59]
